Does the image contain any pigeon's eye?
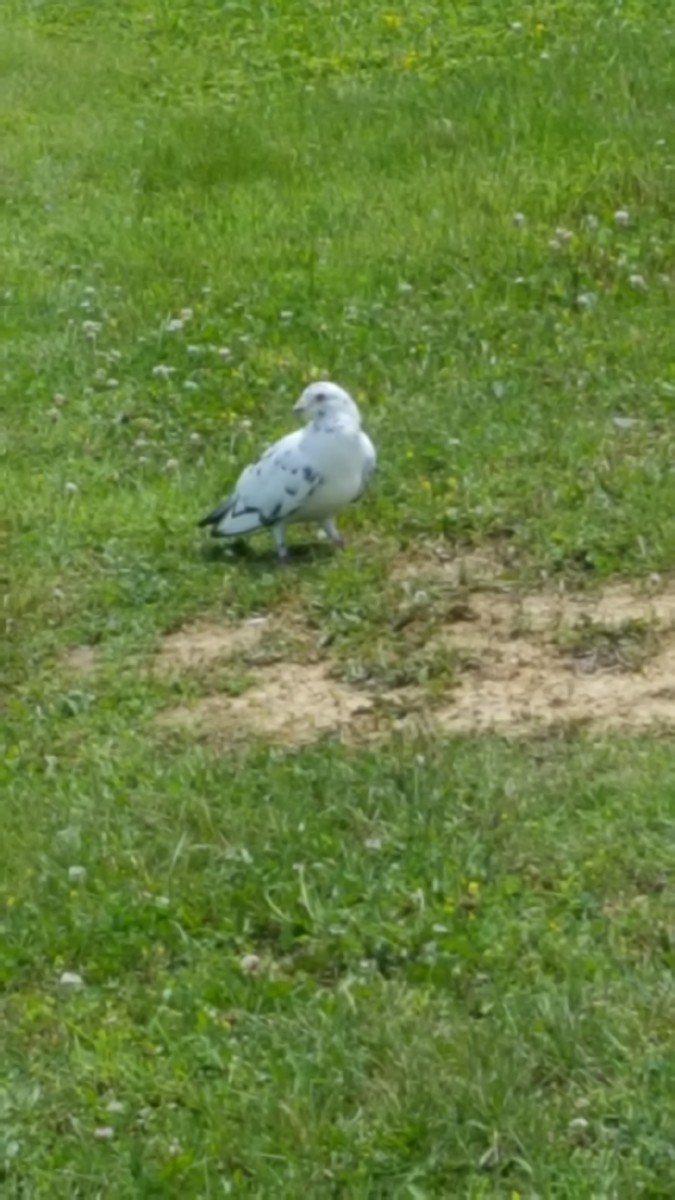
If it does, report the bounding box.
[313,392,326,404]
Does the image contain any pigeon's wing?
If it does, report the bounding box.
[198,431,324,537]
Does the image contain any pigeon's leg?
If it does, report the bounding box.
[321,517,346,549]
[272,523,289,562]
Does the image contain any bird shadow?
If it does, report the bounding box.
[200,537,336,571]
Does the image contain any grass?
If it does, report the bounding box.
[3,0,675,1194]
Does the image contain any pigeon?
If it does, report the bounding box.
[198,381,376,559]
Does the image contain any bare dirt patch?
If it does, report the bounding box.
[61,645,98,675]
[157,662,378,745]
[433,583,675,734]
[156,618,271,673]
[154,614,311,677]
[146,571,675,744]
[393,541,514,589]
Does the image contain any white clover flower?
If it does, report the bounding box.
[152,364,176,379]
[183,379,199,391]
[64,481,79,495]
[240,953,261,975]
[68,865,87,882]
[555,226,573,243]
[577,292,597,310]
[82,320,102,336]
[629,273,647,290]
[583,214,599,231]
[179,307,193,321]
[614,209,630,226]
[187,344,201,355]
[217,347,231,359]
[512,211,526,227]
[164,458,179,472]
[166,318,184,333]
[59,970,83,987]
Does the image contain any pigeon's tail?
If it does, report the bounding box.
[198,495,263,538]
[198,496,233,529]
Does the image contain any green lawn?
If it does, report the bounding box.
[3,1,675,1195]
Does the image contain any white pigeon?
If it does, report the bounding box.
[199,381,376,559]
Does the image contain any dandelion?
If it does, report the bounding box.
[614,208,630,226]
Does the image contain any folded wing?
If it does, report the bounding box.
[198,432,324,537]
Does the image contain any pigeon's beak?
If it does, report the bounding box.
[292,399,306,417]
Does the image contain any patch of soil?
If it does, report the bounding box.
[157,662,377,745]
[61,555,675,744]
[155,618,271,673]
[433,583,675,734]
[393,542,513,589]
[61,645,98,675]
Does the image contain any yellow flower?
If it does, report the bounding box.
[535,22,545,33]
[383,13,401,28]
[420,478,431,492]
[467,880,480,895]
[401,50,418,69]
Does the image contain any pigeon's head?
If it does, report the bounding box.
[293,381,361,426]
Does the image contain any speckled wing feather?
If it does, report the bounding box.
[198,431,323,537]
